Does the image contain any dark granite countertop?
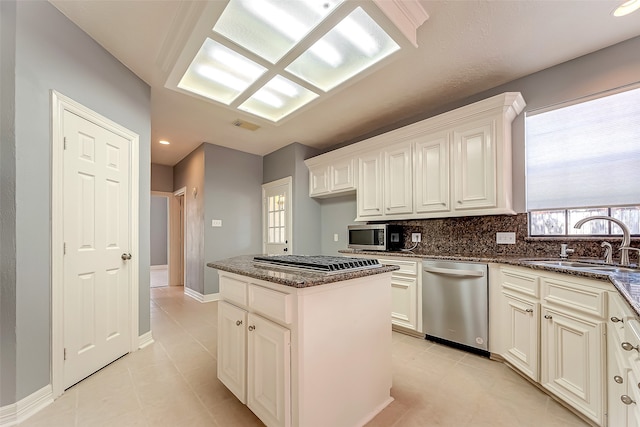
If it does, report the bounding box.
[339,249,640,316]
[207,255,399,289]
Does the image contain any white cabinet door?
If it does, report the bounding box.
[247,313,291,427]
[218,301,248,404]
[330,158,355,192]
[501,292,539,381]
[383,143,413,215]
[414,132,450,214]
[357,152,383,218]
[391,275,418,331]
[452,119,497,211]
[541,307,604,426]
[308,165,329,197]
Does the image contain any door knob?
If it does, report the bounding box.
[611,316,624,323]
[121,253,132,260]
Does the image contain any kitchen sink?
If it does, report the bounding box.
[520,259,638,274]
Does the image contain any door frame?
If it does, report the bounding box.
[151,191,172,284]
[262,176,293,254]
[170,187,186,287]
[50,91,140,398]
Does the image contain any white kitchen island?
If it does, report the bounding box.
[207,255,398,427]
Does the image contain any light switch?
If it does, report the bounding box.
[334,234,339,242]
[211,219,222,227]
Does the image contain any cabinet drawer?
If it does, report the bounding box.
[248,284,293,325]
[378,258,417,276]
[501,268,539,298]
[609,292,636,342]
[542,277,607,319]
[220,275,248,307]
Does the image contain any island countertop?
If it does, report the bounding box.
[207,255,399,288]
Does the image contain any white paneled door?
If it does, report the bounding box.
[262,177,292,255]
[62,109,132,389]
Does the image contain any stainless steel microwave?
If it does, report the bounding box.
[347,224,404,251]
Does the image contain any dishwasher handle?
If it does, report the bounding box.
[423,266,485,278]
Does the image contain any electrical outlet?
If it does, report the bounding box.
[211,219,222,227]
[496,232,516,244]
[411,233,422,243]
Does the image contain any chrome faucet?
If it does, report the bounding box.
[574,216,631,265]
[619,247,640,267]
[601,241,613,264]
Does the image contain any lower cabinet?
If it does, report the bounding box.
[498,266,607,426]
[607,291,640,427]
[247,313,291,427]
[217,271,393,427]
[540,306,604,423]
[501,290,539,381]
[219,302,291,427]
[218,301,248,403]
[350,254,422,333]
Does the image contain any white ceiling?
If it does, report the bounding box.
[49,0,640,166]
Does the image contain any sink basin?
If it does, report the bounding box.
[520,259,638,274]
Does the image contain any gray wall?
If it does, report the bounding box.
[263,142,322,255]
[319,195,359,256]
[150,196,168,266]
[151,163,173,192]
[1,0,151,404]
[173,145,205,294]
[0,0,17,407]
[204,143,263,294]
[316,35,640,253]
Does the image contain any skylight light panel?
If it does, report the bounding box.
[178,38,267,104]
[239,75,319,122]
[213,0,344,64]
[285,7,400,92]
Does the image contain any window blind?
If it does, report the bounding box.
[526,85,640,211]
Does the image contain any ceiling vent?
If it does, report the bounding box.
[232,119,260,131]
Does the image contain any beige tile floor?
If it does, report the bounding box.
[19,285,590,427]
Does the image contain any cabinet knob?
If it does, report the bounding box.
[621,342,640,352]
[248,325,255,331]
[235,320,243,326]
[544,314,552,320]
[614,375,624,384]
[525,308,533,313]
[611,316,624,323]
[621,395,636,405]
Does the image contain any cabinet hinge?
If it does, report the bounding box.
[64,348,67,361]
[63,137,67,150]
[63,242,66,255]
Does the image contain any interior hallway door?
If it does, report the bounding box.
[62,108,132,389]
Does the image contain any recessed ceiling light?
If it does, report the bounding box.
[159,140,170,145]
[613,0,640,16]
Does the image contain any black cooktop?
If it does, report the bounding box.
[253,255,381,273]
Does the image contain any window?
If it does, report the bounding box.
[526,84,640,236]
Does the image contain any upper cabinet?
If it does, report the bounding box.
[307,157,356,198]
[305,92,526,221]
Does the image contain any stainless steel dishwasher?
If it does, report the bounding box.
[422,259,489,354]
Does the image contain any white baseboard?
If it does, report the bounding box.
[0,384,53,427]
[183,287,220,303]
[138,331,154,349]
[150,264,168,270]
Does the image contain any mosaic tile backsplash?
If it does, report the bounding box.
[389,213,639,261]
